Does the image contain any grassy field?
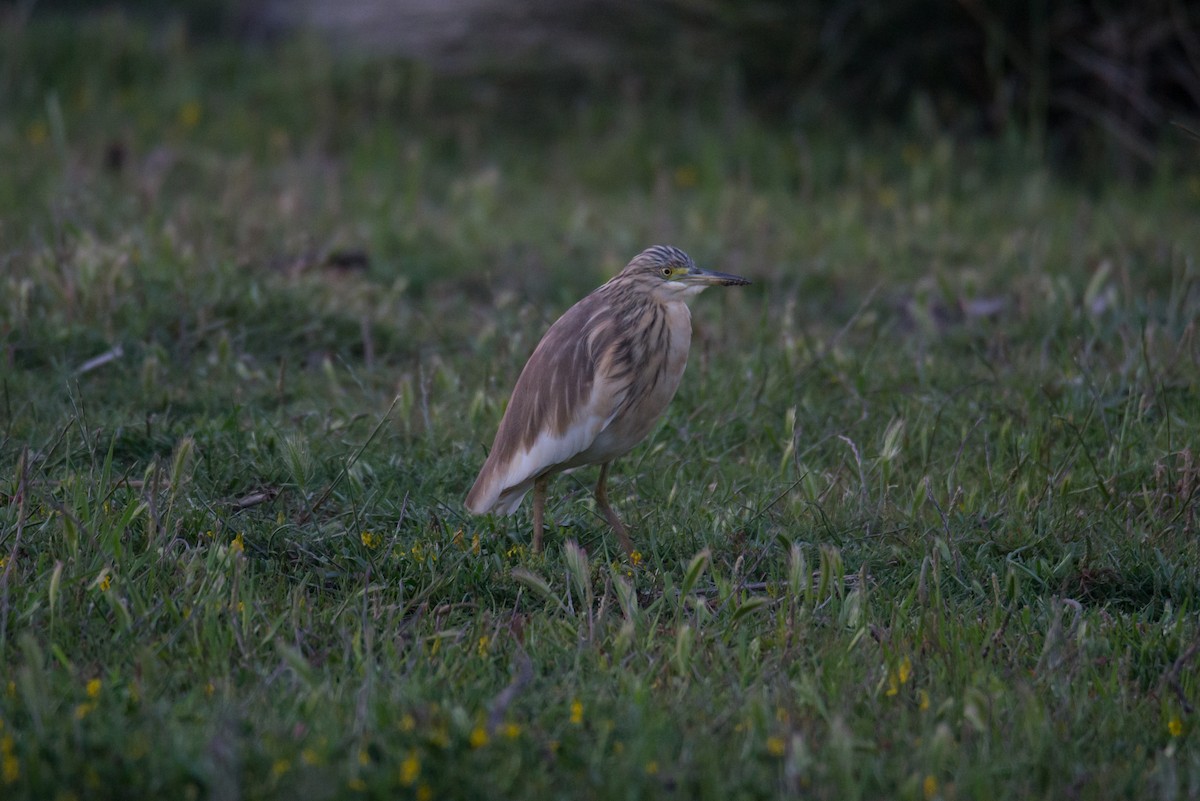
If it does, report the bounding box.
[2,14,1200,800]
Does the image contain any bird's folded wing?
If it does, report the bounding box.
[466,296,626,514]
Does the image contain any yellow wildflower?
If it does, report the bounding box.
[271,759,290,777]
[0,557,7,569]
[232,533,245,553]
[886,657,912,696]
[86,678,101,698]
[477,636,490,657]
[358,749,370,766]
[416,785,433,801]
[1168,717,1184,737]
[570,699,584,725]
[469,725,489,748]
[630,550,643,567]
[2,753,18,786]
[673,165,698,189]
[301,748,319,765]
[99,574,111,592]
[918,689,930,711]
[644,760,659,775]
[360,531,381,549]
[205,681,215,697]
[471,533,481,555]
[766,736,786,757]
[399,751,420,786]
[923,774,938,800]
[429,726,449,749]
[178,101,201,129]
[502,723,521,740]
[2,739,19,784]
[26,121,47,146]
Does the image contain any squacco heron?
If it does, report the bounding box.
[465,246,749,555]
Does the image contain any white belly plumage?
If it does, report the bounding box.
[474,298,692,515]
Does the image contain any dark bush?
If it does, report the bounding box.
[695,0,1200,174]
[17,0,1200,173]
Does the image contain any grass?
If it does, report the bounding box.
[2,11,1200,800]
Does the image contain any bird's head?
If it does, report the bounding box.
[619,245,750,300]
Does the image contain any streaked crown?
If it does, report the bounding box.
[620,246,696,278]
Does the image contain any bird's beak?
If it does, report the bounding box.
[684,266,751,287]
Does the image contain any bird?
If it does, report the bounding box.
[465,245,749,556]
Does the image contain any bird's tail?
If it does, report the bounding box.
[465,469,530,516]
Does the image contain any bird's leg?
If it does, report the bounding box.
[595,462,635,557]
[531,476,548,554]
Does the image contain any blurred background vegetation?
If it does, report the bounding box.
[2,5,1199,799]
[7,0,1198,179]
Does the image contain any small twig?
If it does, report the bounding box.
[925,476,951,537]
[300,395,400,524]
[1170,119,1200,142]
[432,602,478,620]
[393,491,410,536]
[745,473,808,526]
[233,488,280,510]
[487,649,534,733]
[692,581,771,597]
[1163,637,1200,714]
[76,343,124,375]
[824,284,881,356]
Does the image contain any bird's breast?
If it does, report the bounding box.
[575,300,692,465]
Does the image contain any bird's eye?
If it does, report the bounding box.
[661,267,672,277]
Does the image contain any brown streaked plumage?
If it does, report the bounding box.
[465,245,749,555]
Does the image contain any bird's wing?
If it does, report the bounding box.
[466,293,627,514]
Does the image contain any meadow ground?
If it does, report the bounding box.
[2,16,1200,801]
